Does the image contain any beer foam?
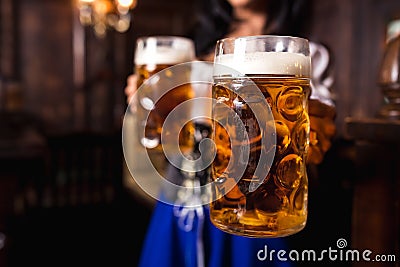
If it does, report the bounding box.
[135,47,194,65]
[214,51,311,77]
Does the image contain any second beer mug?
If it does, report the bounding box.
[210,35,311,237]
[134,36,196,174]
[135,36,196,151]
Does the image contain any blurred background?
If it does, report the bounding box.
[0,0,399,266]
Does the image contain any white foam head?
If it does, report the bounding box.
[135,36,195,66]
[214,51,311,77]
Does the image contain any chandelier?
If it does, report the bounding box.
[77,0,137,38]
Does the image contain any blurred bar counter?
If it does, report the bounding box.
[0,112,151,267]
[345,117,400,267]
[345,117,400,142]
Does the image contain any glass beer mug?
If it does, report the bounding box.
[123,36,196,204]
[134,36,196,151]
[210,35,311,237]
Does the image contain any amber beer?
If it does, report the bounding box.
[135,64,194,152]
[210,36,311,237]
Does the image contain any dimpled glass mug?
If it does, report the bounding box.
[123,36,196,205]
[135,36,196,152]
[210,35,311,238]
[135,36,196,174]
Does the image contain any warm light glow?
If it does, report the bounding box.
[93,0,112,15]
[77,0,137,38]
[117,0,134,8]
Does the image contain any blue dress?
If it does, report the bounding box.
[138,198,294,267]
[137,122,294,267]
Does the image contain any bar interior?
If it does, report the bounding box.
[0,0,399,266]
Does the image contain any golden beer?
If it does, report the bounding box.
[210,35,311,237]
[211,75,310,237]
[136,63,195,153]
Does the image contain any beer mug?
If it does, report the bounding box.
[134,36,196,152]
[123,36,196,205]
[210,35,311,237]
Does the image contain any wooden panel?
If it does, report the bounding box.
[311,1,400,265]
[0,0,16,78]
[309,0,400,138]
[131,0,197,37]
[308,0,354,138]
[350,0,400,120]
[18,0,74,132]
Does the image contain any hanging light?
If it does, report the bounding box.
[77,0,137,38]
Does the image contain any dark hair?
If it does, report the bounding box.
[187,0,312,57]
[186,0,233,57]
[264,0,312,36]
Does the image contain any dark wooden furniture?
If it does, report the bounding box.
[345,118,400,267]
[309,1,400,266]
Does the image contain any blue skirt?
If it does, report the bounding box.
[138,199,294,267]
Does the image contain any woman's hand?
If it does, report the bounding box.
[307,99,336,165]
[125,73,138,105]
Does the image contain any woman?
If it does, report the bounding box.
[126,0,336,266]
[126,0,336,165]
